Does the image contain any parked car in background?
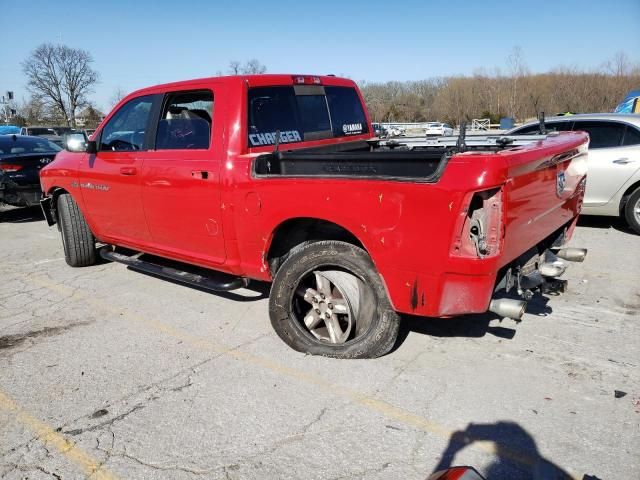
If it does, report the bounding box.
[371,123,384,137]
[52,127,76,137]
[386,125,405,136]
[508,113,640,233]
[0,134,61,207]
[425,122,454,136]
[19,126,63,147]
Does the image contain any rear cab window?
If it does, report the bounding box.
[247,81,368,149]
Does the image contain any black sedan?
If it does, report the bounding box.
[0,135,62,207]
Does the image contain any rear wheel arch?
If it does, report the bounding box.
[265,217,367,275]
[621,182,640,234]
[619,179,640,215]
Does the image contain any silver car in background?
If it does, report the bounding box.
[509,114,640,234]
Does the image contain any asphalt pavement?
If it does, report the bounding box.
[1,206,638,480]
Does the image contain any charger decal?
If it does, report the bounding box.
[249,130,302,146]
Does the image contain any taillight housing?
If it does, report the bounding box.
[292,75,323,85]
[451,187,504,258]
[0,164,23,172]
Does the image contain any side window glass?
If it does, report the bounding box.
[156,90,213,150]
[622,125,640,146]
[572,121,625,149]
[100,96,154,151]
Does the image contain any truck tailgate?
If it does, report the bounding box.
[499,131,589,265]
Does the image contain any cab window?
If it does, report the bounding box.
[155,90,213,150]
[247,85,368,147]
[100,95,154,151]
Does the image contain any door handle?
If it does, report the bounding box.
[612,158,633,165]
[191,170,209,180]
[120,167,137,175]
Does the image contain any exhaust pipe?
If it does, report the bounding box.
[539,261,566,278]
[554,248,587,262]
[489,298,527,320]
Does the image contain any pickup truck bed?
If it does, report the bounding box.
[39,74,589,358]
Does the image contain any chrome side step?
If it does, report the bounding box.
[99,246,249,292]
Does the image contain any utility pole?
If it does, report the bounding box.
[1,91,16,124]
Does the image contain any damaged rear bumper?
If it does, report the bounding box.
[387,218,586,318]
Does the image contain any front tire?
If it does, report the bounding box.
[57,194,96,267]
[269,241,400,359]
[624,188,640,235]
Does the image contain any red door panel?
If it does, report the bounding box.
[140,86,226,265]
[79,151,149,243]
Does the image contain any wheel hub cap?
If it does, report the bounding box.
[299,271,358,344]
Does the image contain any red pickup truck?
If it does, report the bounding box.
[40,74,589,358]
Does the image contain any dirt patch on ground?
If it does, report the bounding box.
[0,321,93,351]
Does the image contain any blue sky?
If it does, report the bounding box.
[1,0,638,111]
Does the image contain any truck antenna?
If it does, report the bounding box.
[538,112,547,135]
[273,129,281,153]
[456,122,467,152]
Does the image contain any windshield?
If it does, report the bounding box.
[0,136,62,156]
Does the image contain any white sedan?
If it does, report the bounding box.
[425,122,454,136]
[508,114,640,234]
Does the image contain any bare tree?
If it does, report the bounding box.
[228,61,242,75]
[20,96,47,125]
[226,59,267,75]
[506,46,529,119]
[241,59,267,74]
[22,44,69,124]
[109,86,127,108]
[58,45,99,125]
[22,43,99,126]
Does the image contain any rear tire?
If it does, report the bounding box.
[624,188,640,235]
[57,194,96,267]
[269,241,400,359]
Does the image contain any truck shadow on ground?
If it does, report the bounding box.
[431,421,602,479]
[0,205,44,223]
[577,215,635,234]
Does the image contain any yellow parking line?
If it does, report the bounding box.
[0,390,117,480]
[26,275,583,479]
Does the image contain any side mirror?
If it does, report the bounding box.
[86,140,97,154]
[64,133,88,152]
